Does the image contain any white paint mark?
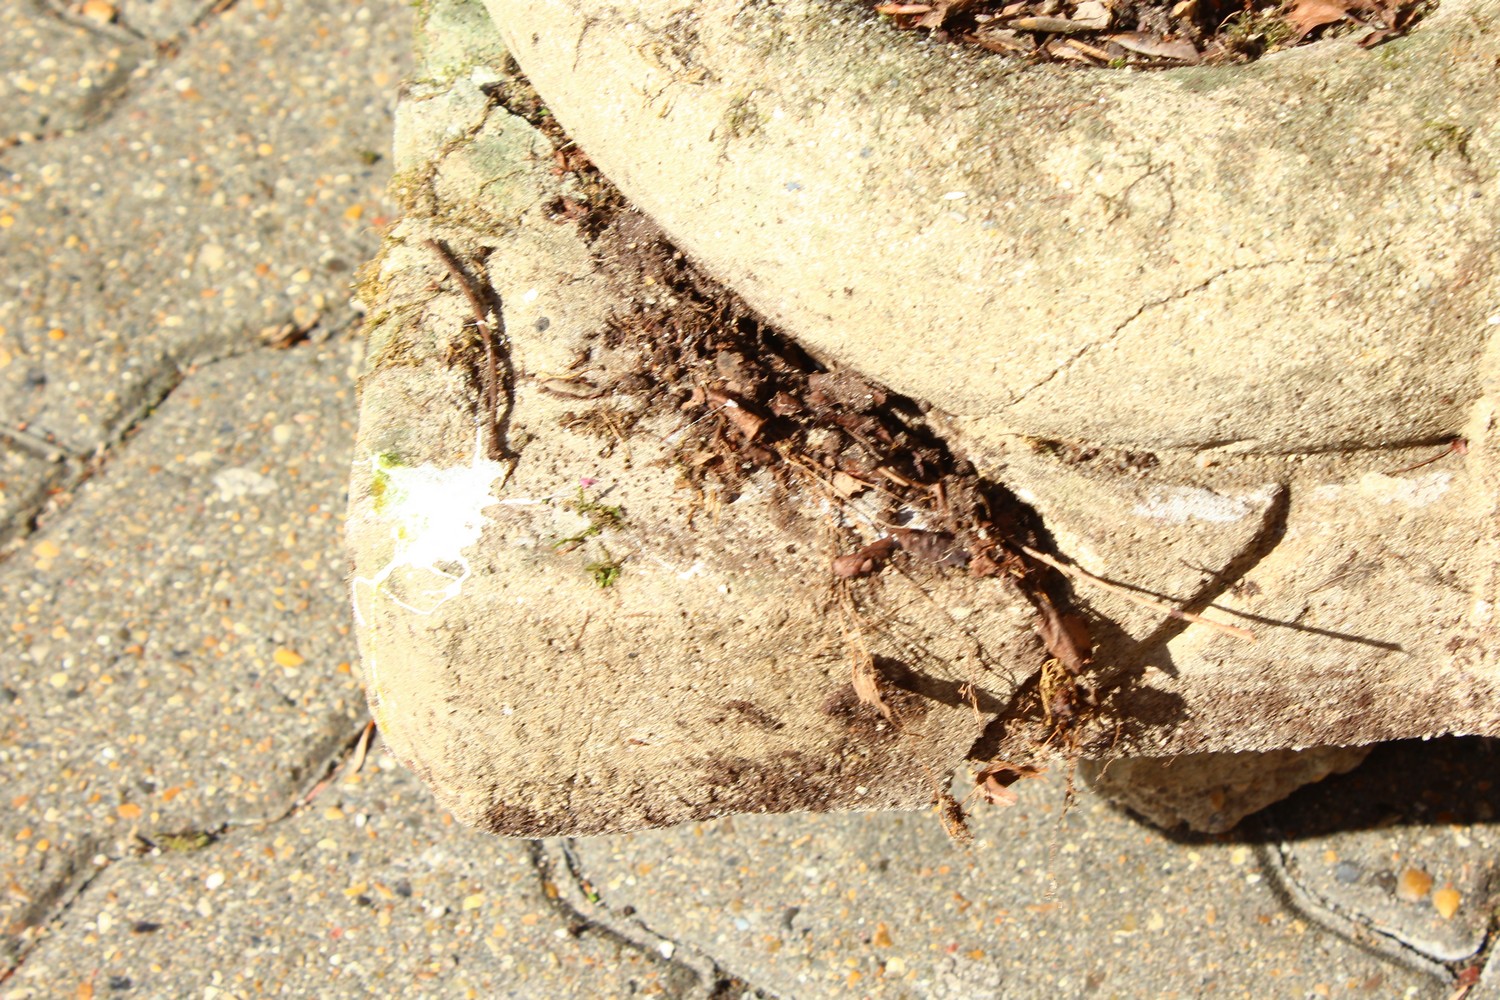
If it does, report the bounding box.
[1132,485,1274,525]
[352,432,508,624]
[212,467,277,501]
[1353,470,1452,507]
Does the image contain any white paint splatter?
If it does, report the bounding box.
[352,434,509,624]
[1132,485,1275,525]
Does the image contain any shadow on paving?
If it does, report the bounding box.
[1146,737,1500,844]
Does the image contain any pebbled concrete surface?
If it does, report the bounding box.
[558,766,1447,999]
[0,0,1495,996]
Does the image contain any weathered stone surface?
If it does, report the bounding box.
[484,0,1500,456]
[1081,745,1371,833]
[354,1,1500,838]
[351,211,1039,835]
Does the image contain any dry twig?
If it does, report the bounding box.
[1019,545,1256,642]
[425,238,504,460]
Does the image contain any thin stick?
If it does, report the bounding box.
[1018,545,1256,642]
[343,720,376,781]
[1385,437,1465,476]
[424,238,503,460]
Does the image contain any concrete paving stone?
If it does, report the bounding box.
[4,743,695,999]
[0,1,148,143]
[565,767,1444,1000]
[0,441,66,546]
[0,344,368,967]
[1263,738,1500,971]
[0,0,410,455]
[108,0,224,42]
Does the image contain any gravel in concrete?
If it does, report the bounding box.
[5,741,693,999]
[0,344,369,964]
[1266,738,1500,975]
[563,766,1444,999]
[0,2,148,143]
[0,0,401,456]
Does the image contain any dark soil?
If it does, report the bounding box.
[581,207,1100,735]
[865,0,1433,68]
[484,64,1124,804]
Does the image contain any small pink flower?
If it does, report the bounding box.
[579,477,598,488]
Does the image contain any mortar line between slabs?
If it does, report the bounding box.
[533,838,781,999]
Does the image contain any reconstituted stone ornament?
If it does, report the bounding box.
[349,0,1500,836]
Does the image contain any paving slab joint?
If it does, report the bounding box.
[37,0,147,44]
[534,838,776,999]
[1259,836,1457,986]
[0,840,108,983]
[2,326,339,560]
[0,363,183,562]
[7,0,255,154]
[220,718,377,830]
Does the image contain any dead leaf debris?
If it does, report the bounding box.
[868,0,1434,67]
[487,78,1117,821]
[575,211,1108,823]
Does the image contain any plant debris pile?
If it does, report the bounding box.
[588,213,1097,735]
[868,0,1432,66]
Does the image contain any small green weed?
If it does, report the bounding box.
[370,451,405,510]
[585,556,622,588]
[1421,121,1472,161]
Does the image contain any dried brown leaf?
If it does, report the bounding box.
[832,536,899,579]
[1283,0,1353,38]
[830,471,870,498]
[1070,1,1111,29]
[704,389,766,443]
[1105,32,1200,61]
[1034,590,1092,674]
[723,401,765,442]
[1009,14,1097,32]
[937,792,974,846]
[850,649,895,722]
[974,761,1044,807]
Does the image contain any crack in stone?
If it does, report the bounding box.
[0,361,183,567]
[39,0,146,44]
[1009,247,1384,408]
[534,838,780,999]
[0,841,109,980]
[1,715,371,975]
[3,0,246,152]
[0,318,353,564]
[1258,837,1461,984]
